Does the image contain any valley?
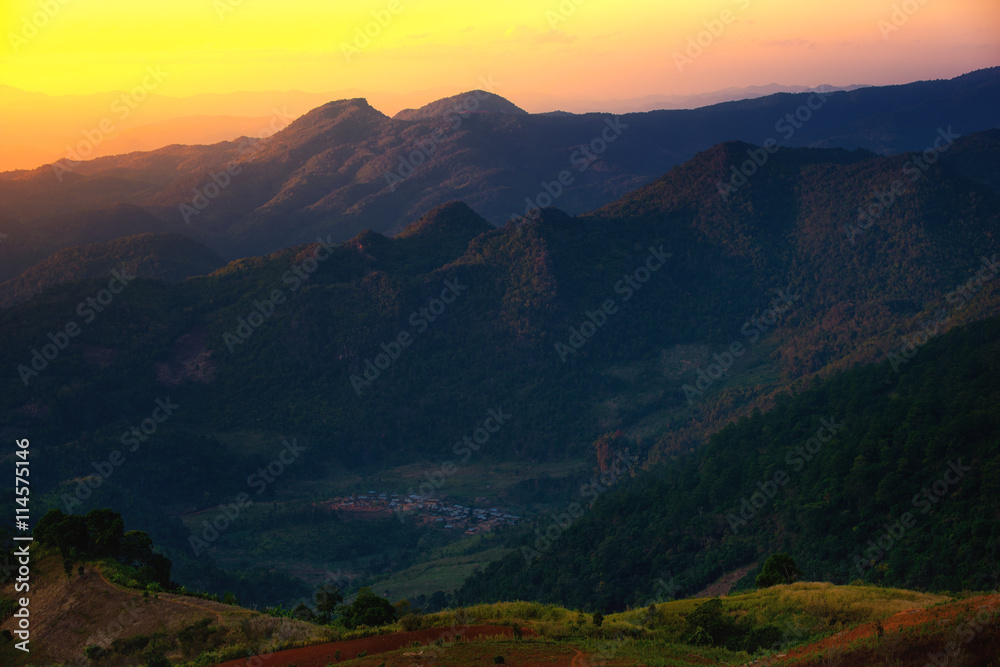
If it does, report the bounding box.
[1,17,999,660]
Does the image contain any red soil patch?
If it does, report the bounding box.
[215,624,534,667]
[776,593,1000,665]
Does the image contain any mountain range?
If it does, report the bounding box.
[0,82,876,173]
[1,102,998,608]
[1,67,997,287]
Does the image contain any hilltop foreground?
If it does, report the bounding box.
[3,550,997,666]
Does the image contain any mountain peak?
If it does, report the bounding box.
[397,201,493,240]
[308,97,388,120]
[393,91,528,121]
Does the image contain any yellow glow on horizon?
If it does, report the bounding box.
[0,0,996,101]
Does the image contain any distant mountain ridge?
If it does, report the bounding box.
[1,67,998,302]
[0,82,873,172]
[0,233,223,308]
[394,90,528,120]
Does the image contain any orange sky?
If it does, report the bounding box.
[0,1,997,172]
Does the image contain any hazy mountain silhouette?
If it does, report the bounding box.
[1,67,997,291]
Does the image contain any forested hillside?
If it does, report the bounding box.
[2,135,997,606]
[458,315,1000,611]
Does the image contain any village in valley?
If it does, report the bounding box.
[320,491,521,535]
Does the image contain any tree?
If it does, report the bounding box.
[592,611,604,628]
[120,530,155,567]
[428,590,449,612]
[342,588,397,628]
[85,509,124,558]
[35,509,87,565]
[755,553,803,588]
[644,603,659,627]
[315,583,343,623]
[684,598,740,647]
[291,602,315,622]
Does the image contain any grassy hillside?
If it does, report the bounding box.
[2,512,995,665]
[0,550,330,666]
[12,579,987,666]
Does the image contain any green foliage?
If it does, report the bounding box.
[684,599,741,648]
[83,644,104,660]
[141,636,173,667]
[756,554,803,588]
[683,625,712,647]
[35,508,172,589]
[340,588,398,629]
[291,602,315,622]
[2,131,998,615]
[398,613,422,631]
[110,634,151,655]
[460,316,1000,610]
[314,583,343,623]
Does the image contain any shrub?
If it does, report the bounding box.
[110,634,151,655]
[399,613,422,632]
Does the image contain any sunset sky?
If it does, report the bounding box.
[0,0,997,171]
[2,0,997,101]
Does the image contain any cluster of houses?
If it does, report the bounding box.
[323,491,520,535]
